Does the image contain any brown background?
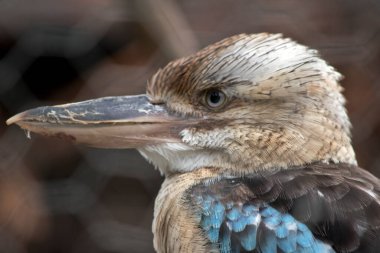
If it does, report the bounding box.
[0,0,379,252]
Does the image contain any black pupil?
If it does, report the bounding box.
[209,91,221,104]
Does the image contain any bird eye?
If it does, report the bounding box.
[205,89,226,108]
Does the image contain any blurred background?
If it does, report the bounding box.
[0,0,380,252]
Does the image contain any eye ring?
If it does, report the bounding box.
[205,89,227,109]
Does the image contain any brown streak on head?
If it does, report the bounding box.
[147,34,251,104]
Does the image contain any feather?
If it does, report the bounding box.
[188,163,380,252]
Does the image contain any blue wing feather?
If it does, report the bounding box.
[190,183,335,253]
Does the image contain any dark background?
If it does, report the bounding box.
[0,0,380,252]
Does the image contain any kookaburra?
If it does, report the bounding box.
[7,33,380,253]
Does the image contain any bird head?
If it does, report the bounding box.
[7,33,356,176]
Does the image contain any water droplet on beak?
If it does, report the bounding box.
[24,129,31,139]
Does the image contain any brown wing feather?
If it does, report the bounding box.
[244,163,380,253]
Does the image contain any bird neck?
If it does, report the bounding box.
[152,167,220,252]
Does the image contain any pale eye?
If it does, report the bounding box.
[205,89,226,108]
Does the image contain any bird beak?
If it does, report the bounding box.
[6,95,188,148]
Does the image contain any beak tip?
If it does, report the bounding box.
[6,112,25,126]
